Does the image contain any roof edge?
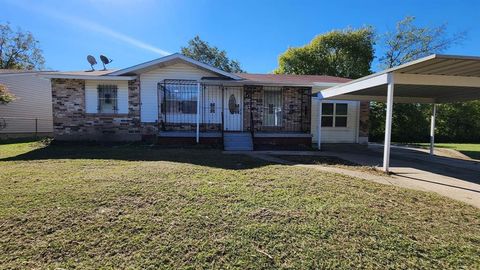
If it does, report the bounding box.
[108,53,243,80]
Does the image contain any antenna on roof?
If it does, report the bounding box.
[100,55,113,71]
[87,55,97,71]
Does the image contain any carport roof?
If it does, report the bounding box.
[317,54,480,103]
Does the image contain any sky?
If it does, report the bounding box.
[2,0,480,73]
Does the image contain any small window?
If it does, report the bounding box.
[98,85,118,114]
[321,103,348,127]
[209,103,216,113]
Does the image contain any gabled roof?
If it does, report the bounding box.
[108,53,243,80]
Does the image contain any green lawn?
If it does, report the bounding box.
[417,143,480,160]
[1,141,479,269]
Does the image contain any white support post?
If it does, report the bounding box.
[196,82,201,144]
[317,100,323,150]
[430,104,437,156]
[383,74,394,173]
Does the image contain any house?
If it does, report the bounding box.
[45,53,369,149]
[0,70,53,139]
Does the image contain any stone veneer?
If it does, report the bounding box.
[243,86,311,133]
[51,78,141,141]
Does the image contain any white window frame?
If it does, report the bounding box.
[321,102,349,128]
[97,84,119,114]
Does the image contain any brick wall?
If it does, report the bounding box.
[243,86,311,133]
[51,78,142,141]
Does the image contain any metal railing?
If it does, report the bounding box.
[0,117,53,138]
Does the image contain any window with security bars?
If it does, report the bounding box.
[263,89,283,127]
[98,85,118,114]
[163,80,198,115]
[321,103,348,127]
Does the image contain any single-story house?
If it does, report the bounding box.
[45,53,369,150]
[0,70,53,139]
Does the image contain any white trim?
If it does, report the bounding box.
[318,73,389,99]
[109,53,243,80]
[41,74,136,80]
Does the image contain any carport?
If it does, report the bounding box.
[316,54,480,172]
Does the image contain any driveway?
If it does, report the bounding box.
[227,145,480,208]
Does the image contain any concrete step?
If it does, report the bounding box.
[223,133,253,151]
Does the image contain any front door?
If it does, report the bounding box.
[223,87,243,131]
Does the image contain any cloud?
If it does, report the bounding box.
[8,0,170,56]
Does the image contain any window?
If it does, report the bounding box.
[321,103,348,127]
[263,89,283,127]
[98,85,118,114]
[164,80,197,114]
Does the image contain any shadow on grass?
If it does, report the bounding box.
[0,142,273,170]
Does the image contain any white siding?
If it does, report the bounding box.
[85,80,128,114]
[311,99,360,143]
[0,73,53,134]
[140,62,218,122]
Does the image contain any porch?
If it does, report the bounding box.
[156,81,312,149]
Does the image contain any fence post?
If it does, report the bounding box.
[35,118,38,139]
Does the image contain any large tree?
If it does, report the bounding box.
[0,23,45,70]
[274,27,375,79]
[181,36,244,73]
[370,17,468,143]
[379,16,466,68]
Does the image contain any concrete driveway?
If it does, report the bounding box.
[318,144,480,208]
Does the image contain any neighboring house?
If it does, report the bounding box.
[45,53,369,149]
[0,70,53,139]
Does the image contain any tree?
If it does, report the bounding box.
[0,84,15,104]
[370,17,468,143]
[181,36,244,73]
[379,16,466,69]
[0,23,45,70]
[274,27,375,79]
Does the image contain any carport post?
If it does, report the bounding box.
[317,100,323,150]
[430,104,437,156]
[383,74,394,172]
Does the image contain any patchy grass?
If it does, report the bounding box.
[416,143,480,160]
[275,155,384,175]
[0,142,479,269]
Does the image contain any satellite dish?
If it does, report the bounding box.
[100,55,113,70]
[87,55,97,71]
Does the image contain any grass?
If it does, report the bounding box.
[273,155,385,175]
[416,143,480,160]
[1,141,479,269]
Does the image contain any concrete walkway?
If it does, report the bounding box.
[225,146,480,208]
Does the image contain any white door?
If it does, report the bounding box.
[223,88,243,131]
